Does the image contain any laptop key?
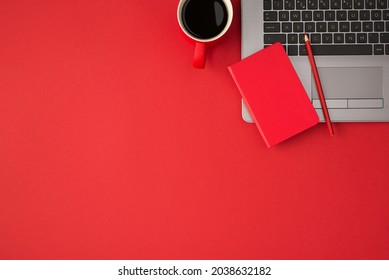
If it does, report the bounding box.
[264,23,281,32]
[336,11,347,20]
[273,0,283,10]
[354,0,364,9]
[288,45,299,56]
[299,33,306,43]
[328,22,339,32]
[317,22,327,32]
[296,0,307,9]
[288,34,299,44]
[282,22,293,32]
[374,21,385,31]
[381,33,389,43]
[371,10,382,20]
[319,0,330,9]
[363,21,373,31]
[369,33,379,43]
[285,0,295,9]
[325,10,336,20]
[330,0,341,9]
[314,11,324,21]
[374,44,385,55]
[334,33,345,43]
[264,0,272,10]
[264,11,277,21]
[311,33,321,43]
[345,33,356,43]
[302,11,313,21]
[348,10,359,20]
[357,33,368,43]
[340,22,350,31]
[293,22,304,32]
[365,0,375,9]
[342,0,353,9]
[384,10,389,20]
[308,0,318,9]
[299,44,372,55]
[305,22,316,32]
[290,11,301,21]
[264,34,286,44]
[351,22,362,32]
[377,0,387,9]
[360,10,370,20]
[322,33,333,43]
[279,11,290,21]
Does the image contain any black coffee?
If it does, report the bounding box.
[182,0,228,40]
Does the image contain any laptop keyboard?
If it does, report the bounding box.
[263,0,389,56]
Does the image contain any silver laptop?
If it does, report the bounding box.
[241,0,389,122]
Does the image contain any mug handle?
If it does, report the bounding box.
[193,42,206,69]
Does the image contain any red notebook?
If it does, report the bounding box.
[228,43,319,148]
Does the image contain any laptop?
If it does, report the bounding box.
[241,0,389,122]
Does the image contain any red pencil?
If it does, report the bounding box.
[304,33,334,136]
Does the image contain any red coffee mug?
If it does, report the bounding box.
[177,0,233,69]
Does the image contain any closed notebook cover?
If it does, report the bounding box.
[228,43,319,147]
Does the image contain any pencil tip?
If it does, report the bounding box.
[304,33,309,42]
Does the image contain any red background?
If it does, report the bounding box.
[1,0,388,259]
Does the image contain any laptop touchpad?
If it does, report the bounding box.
[311,67,383,99]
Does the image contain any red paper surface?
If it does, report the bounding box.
[1,0,389,260]
[229,43,319,147]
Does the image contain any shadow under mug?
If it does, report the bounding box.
[177,0,233,69]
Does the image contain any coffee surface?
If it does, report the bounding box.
[182,0,228,39]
